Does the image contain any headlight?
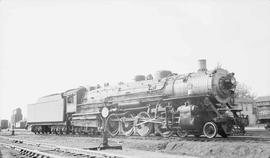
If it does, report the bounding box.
[230,77,236,85]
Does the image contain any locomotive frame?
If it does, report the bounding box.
[102,95,245,138]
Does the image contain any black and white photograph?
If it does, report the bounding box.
[0,0,270,158]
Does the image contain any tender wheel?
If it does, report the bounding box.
[203,122,218,138]
[37,126,42,134]
[134,111,153,137]
[71,127,76,135]
[52,127,57,134]
[58,128,63,135]
[75,127,80,135]
[120,113,135,136]
[32,126,37,134]
[106,113,120,137]
[265,123,270,131]
[175,129,188,137]
[33,129,37,134]
[62,127,67,135]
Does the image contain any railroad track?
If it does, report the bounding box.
[0,136,130,158]
[1,134,269,158]
[180,136,270,143]
[46,131,270,143]
[0,143,63,158]
[111,134,270,144]
[1,131,269,158]
[23,131,270,144]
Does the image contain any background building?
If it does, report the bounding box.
[0,119,9,129]
[11,108,23,127]
[255,96,270,126]
[235,98,257,126]
[256,96,270,107]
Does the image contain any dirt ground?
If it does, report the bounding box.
[0,128,270,158]
[0,145,22,158]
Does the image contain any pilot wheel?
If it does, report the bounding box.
[203,122,218,138]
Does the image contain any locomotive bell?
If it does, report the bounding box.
[154,70,172,80]
[198,59,207,72]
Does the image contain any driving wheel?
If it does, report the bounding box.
[134,111,153,136]
[120,113,135,136]
[106,113,120,137]
[176,129,188,137]
[154,112,173,137]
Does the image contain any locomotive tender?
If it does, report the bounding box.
[27,59,246,138]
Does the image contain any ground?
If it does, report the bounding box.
[0,127,269,158]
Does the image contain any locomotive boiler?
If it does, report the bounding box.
[27,59,246,138]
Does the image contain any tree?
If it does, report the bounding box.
[234,82,256,99]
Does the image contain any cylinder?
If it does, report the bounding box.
[198,59,207,72]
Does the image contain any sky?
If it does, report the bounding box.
[0,0,270,120]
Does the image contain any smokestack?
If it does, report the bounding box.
[198,59,207,72]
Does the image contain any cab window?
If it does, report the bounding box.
[67,95,74,103]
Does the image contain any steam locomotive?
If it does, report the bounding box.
[27,60,246,138]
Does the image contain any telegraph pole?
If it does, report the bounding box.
[11,124,15,135]
[87,107,122,150]
[11,110,15,135]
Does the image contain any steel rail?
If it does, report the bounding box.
[0,142,64,158]
[0,136,131,158]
